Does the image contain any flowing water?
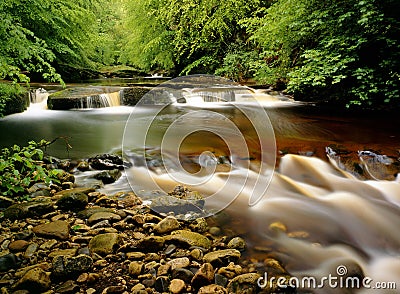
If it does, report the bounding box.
[0,81,399,293]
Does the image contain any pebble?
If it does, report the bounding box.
[169,278,186,294]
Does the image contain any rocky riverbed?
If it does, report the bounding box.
[0,154,294,294]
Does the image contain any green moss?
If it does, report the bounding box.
[0,83,29,116]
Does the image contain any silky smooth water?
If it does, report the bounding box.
[1,88,399,293]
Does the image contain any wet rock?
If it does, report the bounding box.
[198,284,227,294]
[209,226,222,236]
[136,236,165,251]
[150,195,204,215]
[217,262,242,279]
[88,233,122,256]
[155,276,170,293]
[171,268,194,283]
[164,244,177,255]
[0,253,18,272]
[226,273,261,294]
[203,249,241,267]
[77,207,114,219]
[0,196,14,208]
[191,263,214,289]
[154,216,180,234]
[53,254,93,277]
[94,169,121,184]
[13,231,32,241]
[167,257,190,271]
[77,161,90,171]
[13,267,51,293]
[189,218,209,233]
[128,261,143,276]
[214,273,229,287]
[87,212,121,225]
[62,182,75,190]
[24,243,38,258]
[56,191,88,211]
[49,248,78,258]
[166,230,211,249]
[102,285,126,293]
[190,248,203,260]
[131,283,146,294]
[3,200,54,220]
[88,154,124,170]
[55,280,79,293]
[8,240,30,252]
[227,237,246,251]
[32,220,70,240]
[57,170,75,183]
[169,278,186,294]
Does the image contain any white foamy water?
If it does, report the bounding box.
[123,154,400,293]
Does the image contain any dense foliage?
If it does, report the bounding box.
[0,140,61,198]
[0,0,399,110]
[245,0,400,107]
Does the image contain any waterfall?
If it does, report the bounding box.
[79,90,122,108]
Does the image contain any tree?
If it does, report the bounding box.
[244,0,400,108]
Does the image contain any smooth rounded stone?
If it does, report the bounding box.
[131,283,146,294]
[167,257,190,271]
[88,154,124,170]
[39,239,58,250]
[101,285,126,293]
[189,218,209,233]
[171,268,194,283]
[169,278,186,294]
[167,230,211,249]
[76,207,115,219]
[86,288,96,294]
[136,236,165,251]
[3,200,54,220]
[150,195,204,215]
[154,216,180,234]
[77,247,90,256]
[0,195,15,208]
[214,273,229,287]
[164,244,177,255]
[0,253,18,271]
[190,248,203,260]
[55,280,79,293]
[56,191,88,211]
[126,252,146,260]
[155,276,170,293]
[88,212,121,225]
[32,220,70,240]
[191,263,214,289]
[198,284,227,294]
[8,240,30,252]
[128,261,143,276]
[144,252,160,262]
[226,273,261,294]
[77,161,90,171]
[77,272,89,283]
[94,169,121,184]
[48,248,78,258]
[24,243,38,258]
[209,226,222,236]
[227,237,246,251]
[52,254,93,276]
[268,221,287,233]
[88,233,122,256]
[13,267,51,292]
[217,262,242,279]
[263,258,288,276]
[203,249,241,267]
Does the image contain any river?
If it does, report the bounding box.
[0,77,399,293]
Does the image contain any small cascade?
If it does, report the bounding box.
[27,88,49,111]
[79,91,122,108]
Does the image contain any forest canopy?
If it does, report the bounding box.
[1,0,399,108]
